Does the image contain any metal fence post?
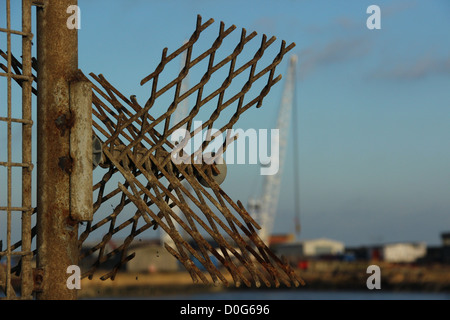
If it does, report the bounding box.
[21,0,33,299]
[36,0,80,300]
[0,0,35,300]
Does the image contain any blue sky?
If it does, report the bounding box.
[79,0,450,246]
[2,0,449,248]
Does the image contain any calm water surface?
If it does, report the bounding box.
[3,289,447,300]
[148,289,450,300]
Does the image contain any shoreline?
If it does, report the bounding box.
[79,261,450,299]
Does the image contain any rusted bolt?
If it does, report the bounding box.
[35,274,43,285]
[55,113,74,136]
[58,156,73,174]
[33,268,44,293]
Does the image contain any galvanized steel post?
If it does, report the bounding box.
[36,0,85,300]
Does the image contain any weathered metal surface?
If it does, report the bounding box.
[0,0,34,300]
[20,0,34,300]
[78,15,303,288]
[3,12,304,293]
[69,81,93,222]
[36,0,79,300]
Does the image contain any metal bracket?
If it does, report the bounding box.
[69,81,93,222]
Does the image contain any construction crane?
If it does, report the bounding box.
[249,54,300,244]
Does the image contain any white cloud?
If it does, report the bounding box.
[369,54,450,80]
[297,36,371,79]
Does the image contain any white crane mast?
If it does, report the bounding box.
[254,54,298,244]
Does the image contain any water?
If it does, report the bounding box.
[146,289,450,300]
[3,288,448,300]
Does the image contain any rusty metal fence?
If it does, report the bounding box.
[1,1,302,300]
[78,15,301,288]
[0,0,34,299]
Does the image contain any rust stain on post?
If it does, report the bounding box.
[36,0,79,300]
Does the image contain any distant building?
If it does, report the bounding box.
[126,242,179,273]
[442,232,450,247]
[420,246,444,264]
[268,233,295,247]
[273,238,345,263]
[383,242,426,263]
[80,240,124,272]
[80,239,179,273]
[366,242,427,263]
[345,246,371,261]
[418,232,450,264]
[441,232,450,263]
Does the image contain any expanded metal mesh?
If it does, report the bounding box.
[0,0,34,300]
[2,12,304,293]
[78,15,302,287]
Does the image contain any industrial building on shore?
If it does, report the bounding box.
[77,231,450,274]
